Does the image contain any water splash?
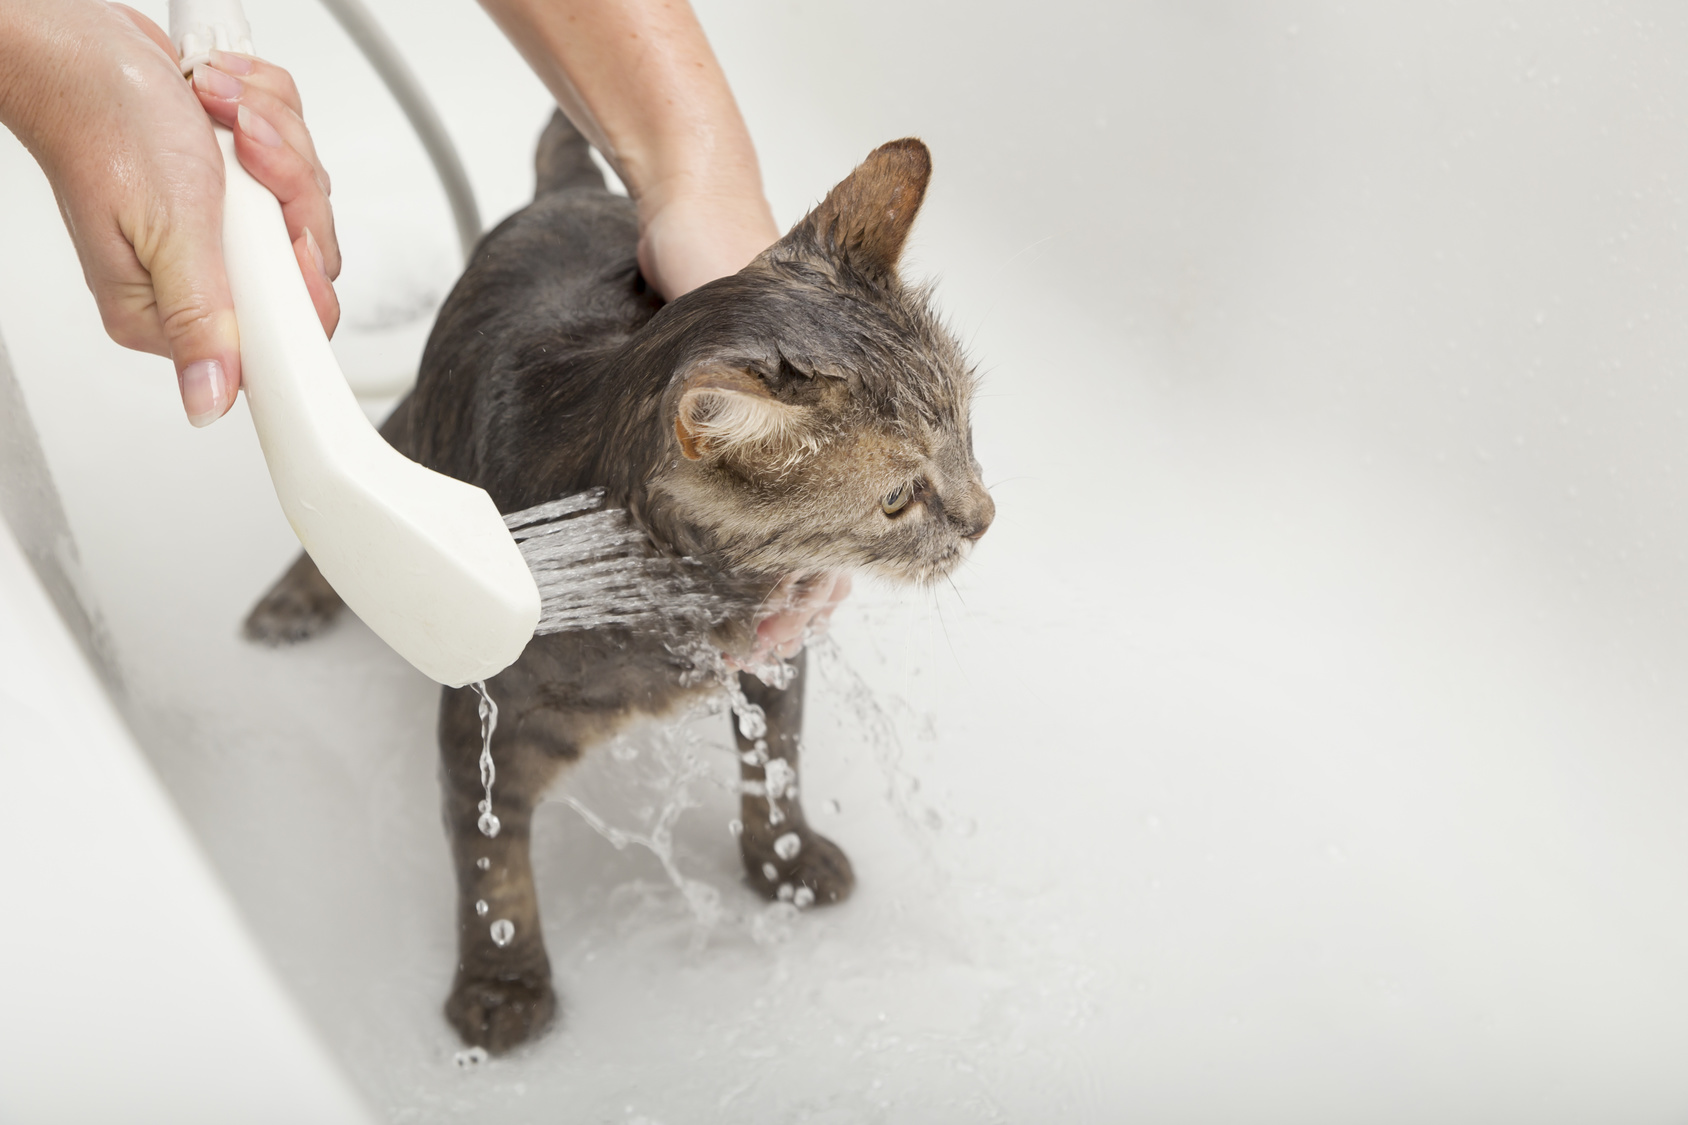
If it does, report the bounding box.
[548,635,938,951]
[558,709,728,936]
[471,681,500,838]
[808,634,945,841]
[705,649,799,825]
[504,490,746,636]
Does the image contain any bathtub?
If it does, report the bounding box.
[4,1,1688,1121]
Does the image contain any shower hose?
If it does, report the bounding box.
[312,0,482,262]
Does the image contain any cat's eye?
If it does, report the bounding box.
[881,483,914,516]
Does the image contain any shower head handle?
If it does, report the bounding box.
[167,0,542,687]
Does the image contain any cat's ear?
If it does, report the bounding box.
[675,368,816,462]
[787,138,931,282]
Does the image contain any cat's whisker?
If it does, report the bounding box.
[928,582,964,672]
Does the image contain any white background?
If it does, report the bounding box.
[3,1,1688,1121]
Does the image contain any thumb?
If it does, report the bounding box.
[143,204,242,427]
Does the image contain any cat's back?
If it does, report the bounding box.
[412,114,662,484]
[428,172,650,362]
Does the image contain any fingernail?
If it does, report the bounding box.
[179,359,231,427]
[209,50,255,75]
[191,64,242,100]
[236,103,283,147]
[303,228,327,277]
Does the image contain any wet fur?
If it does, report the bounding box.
[245,113,991,1053]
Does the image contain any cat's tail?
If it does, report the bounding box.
[534,109,607,197]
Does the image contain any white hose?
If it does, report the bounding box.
[310,0,483,262]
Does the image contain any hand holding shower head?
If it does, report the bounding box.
[169,0,540,687]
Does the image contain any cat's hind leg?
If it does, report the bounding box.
[242,550,345,644]
[734,650,855,906]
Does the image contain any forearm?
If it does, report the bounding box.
[475,0,768,218]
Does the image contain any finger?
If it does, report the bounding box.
[96,283,171,356]
[294,229,340,338]
[191,64,335,196]
[208,51,304,118]
[806,573,852,635]
[821,572,853,611]
[191,65,333,200]
[756,610,807,650]
[218,99,342,280]
[138,203,242,427]
[192,63,330,191]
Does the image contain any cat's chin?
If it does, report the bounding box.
[861,540,972,587]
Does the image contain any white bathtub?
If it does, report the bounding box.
[4,2,1688,1121]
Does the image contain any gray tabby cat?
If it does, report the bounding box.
[246,112,993,1053]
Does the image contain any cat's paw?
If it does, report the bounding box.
[742,826,855,906]
[445,967,557,1054]
[242,560,344,646]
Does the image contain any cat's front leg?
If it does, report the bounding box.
[438,683,560,1053]
[734,650,855,906]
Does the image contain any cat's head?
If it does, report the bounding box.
[648,139,993,586]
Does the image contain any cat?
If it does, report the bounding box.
[245,111,993,1053]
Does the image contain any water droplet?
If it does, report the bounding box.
[453,1046,488,1068]
[773,832,802,860]
[827,798,841,815]
[764,757,796,797]
[490,919,515,946]
[472,682,500,839]
[476,857,491,871]
[777,883,795,902]
[762,862,778,882]
[475,899,489,917]
[727,818,743,838]
[793,886,815,908]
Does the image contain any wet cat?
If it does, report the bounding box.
[245,111,993,1053]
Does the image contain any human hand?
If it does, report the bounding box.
[0,1,338,427]
[635,183,779,302]
[729,572,852,672]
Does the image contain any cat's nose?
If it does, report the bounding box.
[962,486,995,541]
